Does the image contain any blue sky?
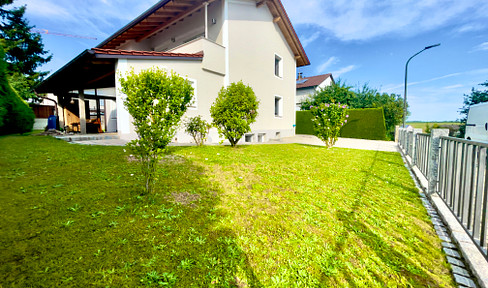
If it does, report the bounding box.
[14,0,488,121]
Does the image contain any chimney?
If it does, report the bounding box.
[297,72,303,80]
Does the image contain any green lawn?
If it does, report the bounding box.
[0,135,455,287]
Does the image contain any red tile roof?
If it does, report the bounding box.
[91,48,203,58]
[296,73,333,89]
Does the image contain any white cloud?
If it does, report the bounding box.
[300,32,321,48]
[442,84,463,89]
[331,65,357,77]
[454,23,486,34]
[473,42,488,52]
[16,0,156,39]
[382,72,462,93]
[316,56,338,73]
[282,0,488,41]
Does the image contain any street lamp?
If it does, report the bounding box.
[403,43,441,127]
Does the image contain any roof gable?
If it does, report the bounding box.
[97,0,309,66]
[296,73,333,89]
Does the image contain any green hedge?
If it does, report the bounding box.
[340,108,386,140]
[296,108,386,140]
[296,110,314,135]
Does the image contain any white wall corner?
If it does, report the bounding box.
[115,59,132,135]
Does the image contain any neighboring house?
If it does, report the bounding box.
[296,73,334,110]
[37,0,310,144]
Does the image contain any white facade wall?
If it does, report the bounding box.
[227,0,297,140]
[114,0,299,144]
[115,58,225,143]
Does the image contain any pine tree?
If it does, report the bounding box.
[0,1,51,100]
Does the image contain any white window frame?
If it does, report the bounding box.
[274,95,283,118]
[274,53,283,79]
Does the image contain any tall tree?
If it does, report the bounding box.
[0,1,51,100]
[458,81,488,137]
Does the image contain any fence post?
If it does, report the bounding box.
[406,126,414,157]
[411,128,422,165]
[395,125,400,143]
[427,129,450,195]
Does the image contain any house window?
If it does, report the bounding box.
[257,133,265,143]
[274,54,282,78]
[245,134,254,143]
[187,78,197,109]
[274,96,282,117]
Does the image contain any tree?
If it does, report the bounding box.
[210,81,259,147]
[310,103,348,148]
[0,2,51,100]
[119,67,194,193]
[354,85,405,140]
[301,81,405,140]
[184,115,211,146]
[458,81,488,137]
[300,80,355,110]
[0,44,34,135]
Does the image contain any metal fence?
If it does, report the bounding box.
[397,128,488,257]
[437,136,488,255]
[415,133,431,179]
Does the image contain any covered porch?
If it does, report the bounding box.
[36,49,118,135]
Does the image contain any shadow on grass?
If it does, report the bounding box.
[319,151,436,287]
[0,136,261,287]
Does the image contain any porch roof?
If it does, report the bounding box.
[36,48,203,94]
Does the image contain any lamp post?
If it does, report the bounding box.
[403,43,440,127]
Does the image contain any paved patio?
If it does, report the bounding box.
[61,133,399,152]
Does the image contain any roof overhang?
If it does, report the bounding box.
[36,49,203,94]
[96,0,309,67]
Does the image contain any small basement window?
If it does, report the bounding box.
[245,134,254,143]
[274,54,282,78]
[258,133,265,143]
[274,96,283,117]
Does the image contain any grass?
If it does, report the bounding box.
[0,134,456,287]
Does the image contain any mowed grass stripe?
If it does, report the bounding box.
[0,135,455,287]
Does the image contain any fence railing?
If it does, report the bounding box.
[438,136,488,255]
[397,128,488,257]
[415,133,431,179]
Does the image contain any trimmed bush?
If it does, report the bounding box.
[296,108,387,140]
[184,115,211,146]
[311,103,348,148]
[0,46,34,135]
[119,67,194,193]
[210,81,259,147]
[340,108,386,140]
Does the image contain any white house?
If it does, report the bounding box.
[296,73,334,110]
[37,0,310,144]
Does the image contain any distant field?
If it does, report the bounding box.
[407,122,461,132]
